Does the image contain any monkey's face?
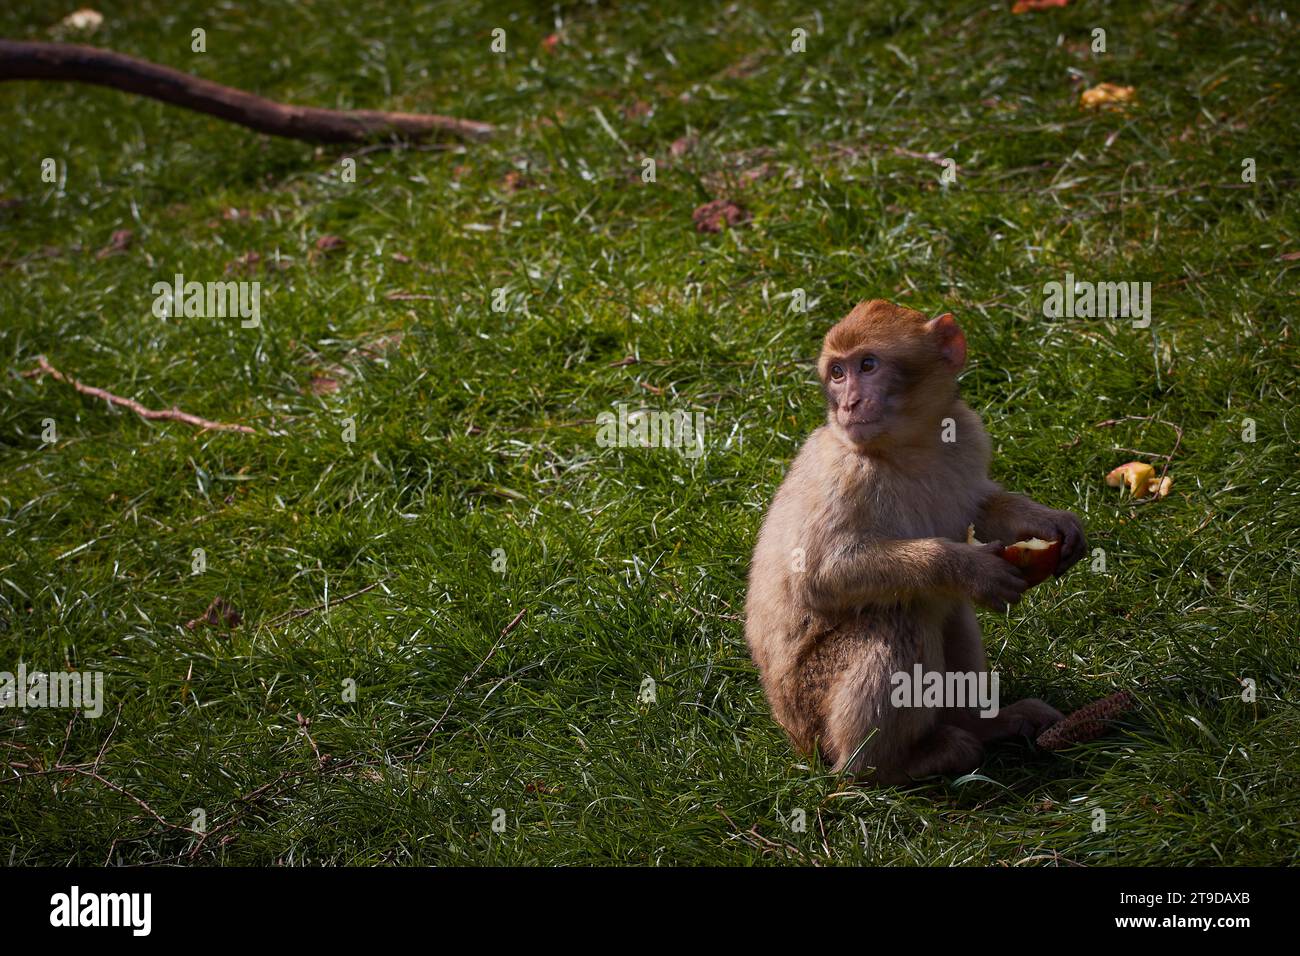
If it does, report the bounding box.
[821,349,899,446]
[818,300,967,452]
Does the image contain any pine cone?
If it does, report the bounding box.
[1036,691,1136,750]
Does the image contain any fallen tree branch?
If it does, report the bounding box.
[23,354,256,434]
[0,40,494,143]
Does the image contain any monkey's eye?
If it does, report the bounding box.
[861,355,879,373]
[830,364,845,381]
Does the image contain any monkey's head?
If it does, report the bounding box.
[817,299,967,452]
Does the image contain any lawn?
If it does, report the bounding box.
[0,0,1297,866]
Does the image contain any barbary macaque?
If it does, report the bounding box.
[744,300,1085,784]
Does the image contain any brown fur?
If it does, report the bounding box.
[744,300,1085,784]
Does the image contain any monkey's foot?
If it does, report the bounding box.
[871,725,984,785]
[972,697,1064,743]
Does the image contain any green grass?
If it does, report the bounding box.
[1,0,1297,865]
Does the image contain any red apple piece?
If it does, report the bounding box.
[999,537,1062,586]
[966,524,1061,587]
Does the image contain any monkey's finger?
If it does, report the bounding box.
[998,588,1024,609]
[1056,521,1086,572]
[996,572,1028,604]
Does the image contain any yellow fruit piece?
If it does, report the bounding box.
[1106,461,1156,496]
[1080,83,1136,110]
[1146,475,1173,498]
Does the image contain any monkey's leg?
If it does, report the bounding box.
[823,623,982,785]
[941,603,1063,743]
[878,724,984,785]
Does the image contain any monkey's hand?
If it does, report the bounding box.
[965,542,1029,612]
[1007,506,1086,576]
[977,493,1086,576]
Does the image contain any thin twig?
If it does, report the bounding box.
[24,355,256,434]
[262,580,386,629]
[54,714,76,768]
[416,607,527,756]
[1095,415,1184,484]
[297,713,327,768]
[60,766,191,834]
[92,703,123,773]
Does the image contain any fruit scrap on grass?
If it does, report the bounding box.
[1080,83,1137,110]
[1106,461,1172,499]
[1036,691,1137,750]
[966,525,1062,587]
[1012,0,1069,13]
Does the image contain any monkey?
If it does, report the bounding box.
[744,299,1085,785]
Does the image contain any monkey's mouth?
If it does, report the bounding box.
[841,414,884,428]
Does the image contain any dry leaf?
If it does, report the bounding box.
[225,251,289,274]
[501,170,531,192]
[622,99,654,121]
[94,229,132,260]
[722,53,763,79]
[1080,82,1137,110]
[185,596,242,630]
[225,251,259,274]
[692,198,749,234]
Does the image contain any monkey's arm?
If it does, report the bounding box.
[975,490,1086,574]
[803,535,1025,614]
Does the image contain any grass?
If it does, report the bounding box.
[0,0,1297,866]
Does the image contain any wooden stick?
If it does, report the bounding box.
[23,354,256,434]
[0,40,494,143]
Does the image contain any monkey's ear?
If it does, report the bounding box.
[925,313,966,372]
